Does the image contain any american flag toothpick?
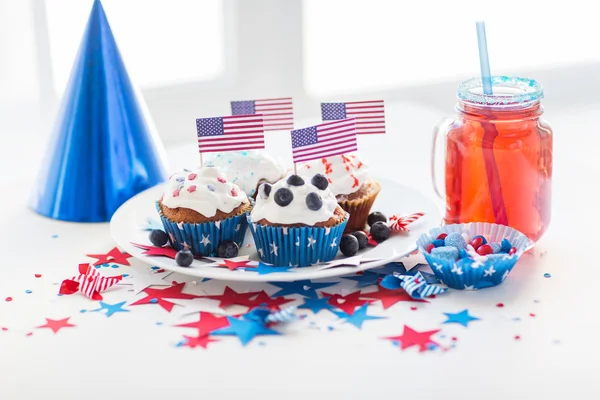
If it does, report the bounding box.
[321,100,386,135]
[231,97,294,131]
[196,114,266,166]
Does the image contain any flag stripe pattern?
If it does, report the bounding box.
[59,263,122,301]
[398,272,447,299]
[321,100,386,134]
[388,212,425,232]
[290,118,358,163]
[197,114,265,153]
[231,97,294,131]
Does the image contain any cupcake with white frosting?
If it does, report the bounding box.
[157,166,251,257]
[248,173,348,267]
[205,150,288,198]
[299,153,381,231]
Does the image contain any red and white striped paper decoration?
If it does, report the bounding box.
[59,263,122,300]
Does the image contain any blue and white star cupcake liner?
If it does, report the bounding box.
[156,202,249,257]
[416,222,531,290]
[247,214,349,267]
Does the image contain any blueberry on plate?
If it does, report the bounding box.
[305,192,323,211]
[340,234,359,257]
[370,221,390,243]
[175,249,194,267]
[287,175,305,186]
[311,174,329,190]
[274,188,294,206]
[367,211,387,227]
[259,183,272,199]
[218,241,239,258]
[149,229,169,247]
[351,231,368,250]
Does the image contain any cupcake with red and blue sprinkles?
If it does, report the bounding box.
[248,173,348,267]
[157,166,251,257]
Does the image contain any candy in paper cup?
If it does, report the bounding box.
[247,214,349,267]
[156,202,249,257]
[416,222,531,290]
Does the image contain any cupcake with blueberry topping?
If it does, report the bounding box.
[204,150,288,198]
[248,173,349,267]
[299,152,381,231]
[157,166,251,257]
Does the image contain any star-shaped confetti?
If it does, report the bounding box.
[90,301,130,317]
[333,304,386,329]
[343,271,380,288]
[371,262,407,276]
[245,291,295,310]
[36,317,76,334]
[383,325,440,352]
[118,265,172,294]
[269,280,337,299]
[130,243,178,259]
[179,335,219,349]
[361,286,428,309]
[216,258,252,271]
[321,291,373,316]
[86,247,132,266]
[204,286,261,309]
[251,262,292,275]
[298,297,337,314]
[174,312,229,336]
[212,316,280,346]
[130,283,201,312]
[319,255,364,270]
[443,309,480,327]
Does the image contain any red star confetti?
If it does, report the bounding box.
[130,243,178,259]
[321,291,374,316]
[181,335,219,349]
[59,263,122,301]
[36,317,76,334]
[130,283,201,312]
[245,291,295,310]
[388,212,425,232]
[383,325,440,352]
[174,312,229,336]
[218,259,252,271]
[204,286,261,309]
[366,232,378,247]
[86,246,132,266]
[361,286,428,310]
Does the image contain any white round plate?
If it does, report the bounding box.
[110,177,441,282]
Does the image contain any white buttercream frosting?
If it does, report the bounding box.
[250,174,340,225]
[205,150,288,196]
[161,166,249,218]
[298,152,370,197]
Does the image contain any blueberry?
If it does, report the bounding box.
[368,212,387,227]
[305,192,323,211]
[287,175,305,186]
[351,231,368,250]
[259,183,272,199]
[311,174,329,190]
[175,249,193,267]
[370,221,390,243]
[431,239,445,247]
[217,241,239,258]
[149,229,169,247]
[340,235,359,257]
[274,188,293,207]
[444,232,467,249]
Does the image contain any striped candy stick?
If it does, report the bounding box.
[388,212,425,232]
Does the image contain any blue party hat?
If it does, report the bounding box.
[30,0,168,222]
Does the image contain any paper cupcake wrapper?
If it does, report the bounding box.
[156,202,249,257]
[338,181,381,231]
[416,222,531,290]
[247,214,349,267]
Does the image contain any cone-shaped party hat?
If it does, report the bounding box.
[30,0,168,222]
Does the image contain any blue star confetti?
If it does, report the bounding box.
[371,262,407,276]
[298,297,337,314]
[90,301,130,317]
[333,304,386,329]
[252,262,293,275]
[342,271,380,288]
[212,316,280,346]
[443,309,480,327]
[269,280,337,299]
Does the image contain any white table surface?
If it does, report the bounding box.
[1,101,599,399]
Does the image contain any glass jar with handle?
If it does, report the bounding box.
[432,76,553,243]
